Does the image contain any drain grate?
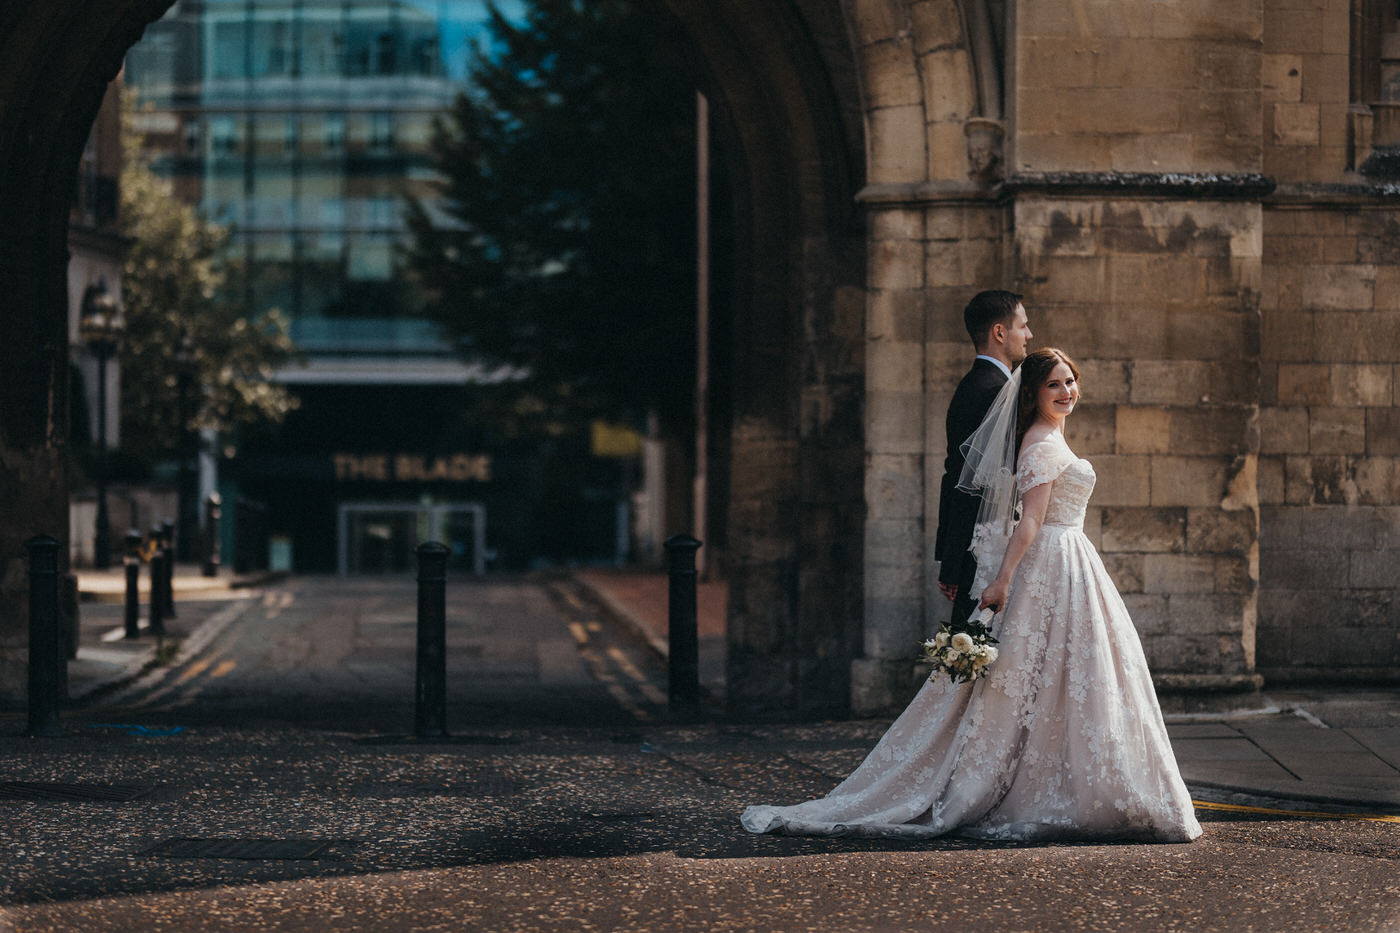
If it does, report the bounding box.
[144,838,349,860]
[0,781,149,802]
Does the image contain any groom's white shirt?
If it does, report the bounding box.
[975,354,1012,381]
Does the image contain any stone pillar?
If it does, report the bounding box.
[852,205,929,713]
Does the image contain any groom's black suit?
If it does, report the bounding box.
[935,358,1010,627]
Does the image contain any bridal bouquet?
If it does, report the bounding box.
[920,607,999,685]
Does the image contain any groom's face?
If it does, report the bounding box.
[1003,303,1032,364]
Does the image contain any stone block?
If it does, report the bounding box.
[1089,454,1152,505]
[1300,51,1349,105]
[1367,408,1400,456]
[926,340,971,394]
[1258,455,1286,504]
[1151,456,1229,506]
[1261,309,1314,361]
[1260,545,1349,589]
[1151,0,1261,41]
[1276,363,1331,405]
[1275,457,1310,506]
[1262,53,1303,102]
[926,120,968,182]
[1214,555,1255,593]
[1144,554,1217,594]
[1315,312,1400,362]
[1020,38,1100,88]
[1097,38,1195,89]
[1187,508,1258,554]
[868,339,925,392]
[919,47,973,122]
[866,390,926,454]
[1353,457,1400,505]
[1065,404,1114,454]
[867,288,926,344]
[1350,548,1400,589]
[867,105,926,184]
[1270,102,1320,145]
[1264,234,1323,265]
[1129,360,1256,406]
[1194,133,1262,173]
[1376,266,1400,312]
[1039,255,1109,303]
[1258,406,1309,454]
[1166,593,1249,636]
[1197,41,1262,90]
[1123,594,1171,636]
[1321,235,1358,264]
[910,0,964,55]
[926,291,971,342]
[862,38,923,109]
[1014,133,1113,173]
[1101,507,1187,552]
[1115,406,1172,454]
[862,595,926,658]
[1078,359,1130,403]
[868,237,925,290]
[1263,10,1326,53]
[1182,90,1262,139]
[870,208,925,242]
[1165,306,1252,360]
[1103,553,1145,593]
[1308,407,1367,454]
[1299,264,1374,311]
[1169,408,1252,456]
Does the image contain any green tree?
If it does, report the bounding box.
[117,99,298,467]
[404,0,699,429]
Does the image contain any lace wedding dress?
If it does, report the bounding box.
[741,435,1202,843]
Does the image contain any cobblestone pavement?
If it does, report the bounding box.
[0,573,1396,932]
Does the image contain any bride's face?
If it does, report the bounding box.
[1036,361,1080,421]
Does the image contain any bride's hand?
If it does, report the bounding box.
[978,579,1008,613]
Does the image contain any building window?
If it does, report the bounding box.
[370,113,395,152]
[1351,0,1400,176]
[324,114,345,152]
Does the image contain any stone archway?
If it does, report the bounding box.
[0,0,870,716]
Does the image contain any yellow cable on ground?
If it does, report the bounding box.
[1193,799,1400,824]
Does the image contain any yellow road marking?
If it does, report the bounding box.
[173,658,212,685]
[586,621,602,633]
[567,622,589,645]
[606,646,667,705]
[1193,799,1400,824]
[209,659,237,678]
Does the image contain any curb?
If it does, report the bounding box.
[1184,777,1400,814]
[70,595,257,704]
[571,573,670,661]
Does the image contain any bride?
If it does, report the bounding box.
[741,348,1201,843]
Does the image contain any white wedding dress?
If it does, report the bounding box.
[741,435,1202,843]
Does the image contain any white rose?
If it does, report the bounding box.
[982,646,999,664]
[933,631,950,648]
[943,649,961,664]
[951,632,975,653]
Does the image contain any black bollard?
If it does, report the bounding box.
[148,526,165,637]
[160,520,177,619]
[123,530,143,639]
[664,534,703,715]
[414,541,450,740]
[25,535,63,737]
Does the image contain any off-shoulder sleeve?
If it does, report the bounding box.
[1017,440,1074,494]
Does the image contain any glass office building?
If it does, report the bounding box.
[125,0,502,356]
[122,1,628,572]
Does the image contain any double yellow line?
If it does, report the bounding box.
[1193,799,1400,824]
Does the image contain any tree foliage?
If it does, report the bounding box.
[117,98,298,465]
[404,0,699,427]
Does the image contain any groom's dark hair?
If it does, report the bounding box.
[964,289,1023,348]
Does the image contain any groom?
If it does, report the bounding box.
[935,290,1033,627]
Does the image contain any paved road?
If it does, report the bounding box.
[99,574,667,732]
[3,576,1398,932]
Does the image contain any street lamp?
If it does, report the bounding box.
[174,331,199,562]
[79,279,124,569]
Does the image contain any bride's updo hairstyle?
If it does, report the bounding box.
[1016,347,1080,452]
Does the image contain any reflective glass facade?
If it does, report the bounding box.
[125,0,514,356]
